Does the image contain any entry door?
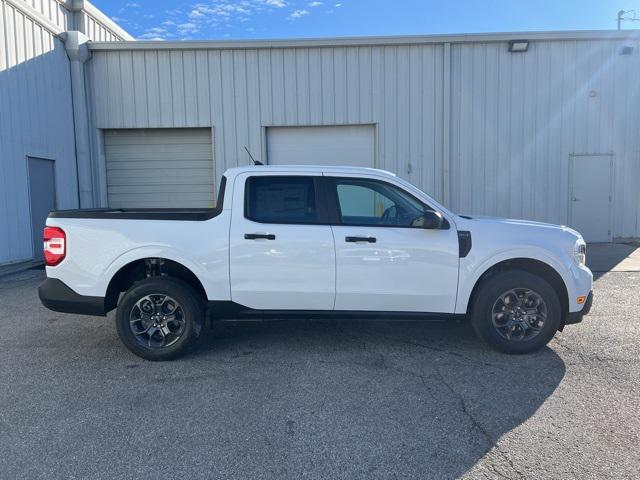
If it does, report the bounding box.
[327,176,460,313]
[27,158,56,260]
[229,173,336,310]
[569,155,612,242]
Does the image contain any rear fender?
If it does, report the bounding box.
[98,246,228,301]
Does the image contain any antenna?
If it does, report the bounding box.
[244,146,263,165]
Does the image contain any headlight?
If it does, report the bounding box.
[573,240,586,267]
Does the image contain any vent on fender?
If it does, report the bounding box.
[458,231,472,258]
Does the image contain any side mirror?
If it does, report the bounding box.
[411,210,445,229]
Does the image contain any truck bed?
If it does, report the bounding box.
[48,207,221,221]
[49,178,227,221]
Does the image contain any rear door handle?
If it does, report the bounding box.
[244,233,276,240]
[345,236,376,243]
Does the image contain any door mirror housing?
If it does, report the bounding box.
[411,210,445,229]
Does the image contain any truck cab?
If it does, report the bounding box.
[39,165,593,360]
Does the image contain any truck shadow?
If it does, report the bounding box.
[23,298,567,479]
[192,319,566,478]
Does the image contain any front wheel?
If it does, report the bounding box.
[115,277,204,361]
[471,270,561,354]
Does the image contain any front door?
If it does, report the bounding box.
[229,173,336,310]
[326,175,459,313]
[27,157,56,260]
[569,155,612,242]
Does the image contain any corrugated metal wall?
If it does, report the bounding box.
[80,12,124,42]
[449,40,640,239]
[0,0,132,265]
[87,45,446,200]
[0,0,77,264]
[78,1,134,42]
[13,0,132,41]
[87,39,640,239]
[20,0,70,30]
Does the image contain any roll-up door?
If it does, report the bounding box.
[266,125,375,167]
[104,128,214,208]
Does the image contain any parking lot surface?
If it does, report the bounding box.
[1,268,639,479]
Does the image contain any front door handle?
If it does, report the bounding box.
[244,233,276,240]
[345,236,376,243]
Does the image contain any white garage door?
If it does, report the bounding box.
[104,128,214,208]
[267,125,375,167]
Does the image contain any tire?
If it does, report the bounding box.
[115,277,204,361]
[470,270,561,354]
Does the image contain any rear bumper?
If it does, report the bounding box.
[38,278,106,316]
[565,290,593,325]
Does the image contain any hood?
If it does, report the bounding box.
[457,215,583,238]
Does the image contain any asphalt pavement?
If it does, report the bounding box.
[0,268,638,479]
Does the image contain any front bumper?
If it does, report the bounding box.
[39,278,107,316]
[565,290,593,325]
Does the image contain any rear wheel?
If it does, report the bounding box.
[115,277,204,361]
[471,270,561,354]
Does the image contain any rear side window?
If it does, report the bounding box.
[245,176,317,224]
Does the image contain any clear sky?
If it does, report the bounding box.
[92,1,640,41]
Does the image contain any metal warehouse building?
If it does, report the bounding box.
[2,0,640,268]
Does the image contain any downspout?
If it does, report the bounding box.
[442,42,452,207]
[69,0,87,32]
[60,31,94,208]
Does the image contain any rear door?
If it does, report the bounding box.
[229,173,336,310]
[326,175,459,313]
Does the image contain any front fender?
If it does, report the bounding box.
[455,246,575,314]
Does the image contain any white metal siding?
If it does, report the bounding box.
[87,45,446,201]
[449,40,640,239]
[11,0,133,41]
[81,13,122,42]
[104,129,215,208]
[0,0,131,265]
[267,125,375,167]
[77,2,134,41]
[18,0,71,31]
[87,40,640,238]
[0,0,78,265]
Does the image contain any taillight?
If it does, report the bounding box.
[43,227,66,266]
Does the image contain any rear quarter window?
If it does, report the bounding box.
[245,176,318,224]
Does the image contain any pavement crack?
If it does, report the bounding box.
[400,339,510,371]
[552,336,635,365]
[430,365,527,480]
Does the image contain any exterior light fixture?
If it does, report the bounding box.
[508,40,529,53]
[620,45,634,55]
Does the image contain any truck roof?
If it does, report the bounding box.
[223,165,397,178]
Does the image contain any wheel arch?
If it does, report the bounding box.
[464,257,570,324]
[105,258,208,313]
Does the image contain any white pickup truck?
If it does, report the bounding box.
[39,165,593,360]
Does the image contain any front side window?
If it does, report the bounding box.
[246,176,317,224]
[333,178,428,227]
